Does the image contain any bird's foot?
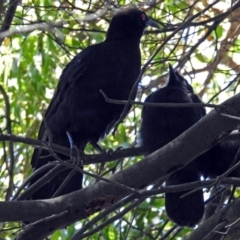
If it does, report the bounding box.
[115,146,123,152]
[106,149,114,155]
[107,147,123,155]
[66,131,84,166]
[70,145,84,167]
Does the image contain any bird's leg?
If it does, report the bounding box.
[90,141,107,178]
[105,146,123,155]
[90,140,122,155]
[110,146,123,154]
[50,132,84,198]
[66,131,84,166]
[90,141,103,153]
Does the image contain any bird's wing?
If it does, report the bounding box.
[42,46,94,128]
[190,93,206,117]
[31,46,94,167]
[31,42,128,167]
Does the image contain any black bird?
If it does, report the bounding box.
[138,65,208,227]
[29,8,159,200]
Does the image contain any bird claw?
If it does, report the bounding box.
[106,147,122,155]
[106,149,114,155]
[100,149,107,154]
[115,146,123,152]
[70,145,84,166]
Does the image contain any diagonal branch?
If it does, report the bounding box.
[7,92,240,239]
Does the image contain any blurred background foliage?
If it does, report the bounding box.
[0,0,240,239]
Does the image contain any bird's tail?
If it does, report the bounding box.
[29,137,83,200]
[165,167,204,227]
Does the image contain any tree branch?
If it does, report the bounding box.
[100,89,222,109]
[4,92,239,239]
[0,0,20,45]
[0,134,144,164]
[188,198,240,240]
[0,85,15,200]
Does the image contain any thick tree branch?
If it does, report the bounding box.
[2,92,237,239]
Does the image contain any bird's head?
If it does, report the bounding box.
[175,71,194,94]
[167,64,182,87]
[106,8,160,41]
[167,64,192,93]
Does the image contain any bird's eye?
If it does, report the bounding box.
[141,13,146,21]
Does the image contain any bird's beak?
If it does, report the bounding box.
[146,18,160,29]
[168,63,176,78]
[168,63,180,86]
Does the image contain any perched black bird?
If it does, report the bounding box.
[138,65,208,227]
[29,8,159,200]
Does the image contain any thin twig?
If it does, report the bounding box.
[13,164,60,200]
[73,198,143,240]
[0,134,144,165]
[221,113,240,121]
[22,210,69,232]
[100,89,221,109]
[202,221,227,240]
[16,165,67,200]
[0,85,15,200]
